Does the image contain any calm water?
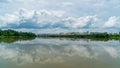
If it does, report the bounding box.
[0,38,120,68]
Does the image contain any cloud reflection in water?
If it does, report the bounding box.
[0,38,120,65]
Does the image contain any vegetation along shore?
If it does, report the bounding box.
[0,29,36,37]
[0,30,120,40]
[38,32,120,40]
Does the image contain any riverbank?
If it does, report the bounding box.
[38,32,120,40]
[0,29,37,37]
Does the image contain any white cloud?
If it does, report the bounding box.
[103,16,120,28]
[0,8,101,30]
[19,8,35,19]
[0,9,66,28]
[0,13,19,27]
[4,14,19,23]
[37,10,65,17]
[0,8,119,32]
[63,16,99,28]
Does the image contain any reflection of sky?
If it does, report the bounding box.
[0,38,120,65]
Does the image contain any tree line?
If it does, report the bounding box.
[0,29,36,37]
[38,32,120,40]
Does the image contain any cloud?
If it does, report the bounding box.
[2,8,119,33]
[63,16,99,29]
[103,16,120,28]
[0,4,120,33]
[0,9,66,29]
[0,12,19,27]
[0,9,100,30]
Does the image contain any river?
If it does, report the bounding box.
[0,38,120,68]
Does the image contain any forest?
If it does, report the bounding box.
[0,29,36,37]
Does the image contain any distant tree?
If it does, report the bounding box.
[0,29,36,37]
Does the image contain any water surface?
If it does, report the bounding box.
[0,38,120,68]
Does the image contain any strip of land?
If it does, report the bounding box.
[0,29,37,43]
[38,32,120,40]
[0,30,120,41]
[0,29,36,37]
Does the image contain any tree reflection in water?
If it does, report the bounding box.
[0,37,36,43]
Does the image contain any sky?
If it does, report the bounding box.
[0,0,120,33]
